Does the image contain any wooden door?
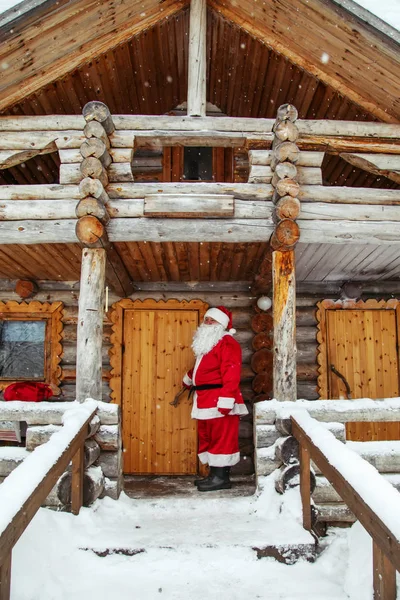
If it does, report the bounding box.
[122,307,198,474]
[326,308,400,440]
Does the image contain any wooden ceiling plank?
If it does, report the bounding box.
[162,242,180,281]
[154,24,172,115]
[137,241,162,282]
[126,242,152,282]
[166,16,183,110]
[113,242,142,282]
[187,242,200,281]
[268,55,289,117]
[250,44,271,119]
[239,242,261,281]
[230,243,247,281]
[199,241,210,281]
[149,242,168,282]
[175,12,189,107]
[209,242,222,280]
[0,0,189,112]
[216,243,234,280]
[174,242,191,281]
[258,51,279,119]
[377,254,400,281]
[0,246,39,279]
[234,30,253,117]
[297,73,319,119]
[208,0,400,122]
[41,243,78,280]
[103,240,134,296]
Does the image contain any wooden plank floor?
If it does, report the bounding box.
[124,475,256,498]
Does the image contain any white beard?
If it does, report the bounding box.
[192,323,226,357]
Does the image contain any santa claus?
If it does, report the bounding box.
[183,306,248,491]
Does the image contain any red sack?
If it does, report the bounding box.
[3,382,53,402]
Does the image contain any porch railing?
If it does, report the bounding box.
[292,411,400,600]
[0,401,97,600]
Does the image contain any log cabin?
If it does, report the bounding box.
[0,0,400,517]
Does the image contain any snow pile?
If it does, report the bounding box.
[3,472,384,600]
[0,400,97,536]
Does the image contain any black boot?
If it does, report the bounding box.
[194,466,213,486]
[222,466,231,484]
[197,467,232,492]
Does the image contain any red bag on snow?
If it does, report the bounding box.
[3,382,53,402]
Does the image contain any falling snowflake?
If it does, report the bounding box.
[321,52,330,64]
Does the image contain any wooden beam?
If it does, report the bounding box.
[299,220,400,244]
[1,115,400,138]
[187,0,207,117]
[299,186,400,205]
[76,248,106,402]
[104,242,133,298]
[273,250,297,402]
[107,182,274,200]
[0,142,58,169]
[144,194,234,217]
[0,198,273,220]
[1,217,400,244]
[340,152,400,185]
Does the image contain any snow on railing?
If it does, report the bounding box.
[291,410,400,600]
[0,400,98,600]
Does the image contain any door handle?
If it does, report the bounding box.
[330,364,352,399]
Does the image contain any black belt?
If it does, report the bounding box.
[188,384,222,399]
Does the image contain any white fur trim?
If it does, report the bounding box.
[191,404,223,420]
[231,404,249,416]
[192,402,249,419]
[228,328,236,335]
[198,452,209,465]
[204,308,229,329]
[217,397,235,409]
[207,452,240,467]
[183,373,192,386]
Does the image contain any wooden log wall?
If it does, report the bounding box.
[0,403,122,508]
[295,282,400,402]
[0,280,257,476]
[254,400,400,525]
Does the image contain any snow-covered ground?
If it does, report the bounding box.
[8,474,389,600]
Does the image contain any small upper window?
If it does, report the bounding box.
[183,147,213,181]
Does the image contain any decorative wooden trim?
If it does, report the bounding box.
[316,298,400,399]
[109,298,209,405]
[0,300,64,395]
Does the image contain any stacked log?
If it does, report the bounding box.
[296,300,319,400]
[0,402,122,508]
[269,104,301,252]
[254,400,400,525]
[250,310,273,402]
[75,102,115,248]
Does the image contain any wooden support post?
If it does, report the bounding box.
[0,554,11,600]
[273,249,297,401]
[299,444,312,531]
[71,444,84,515]
[76,248,106,402]
[187,0,207,117]
[373,541,396,600]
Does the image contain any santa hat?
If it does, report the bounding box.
[204,306,236,334]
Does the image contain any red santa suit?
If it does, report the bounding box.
[183,332,248,467]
